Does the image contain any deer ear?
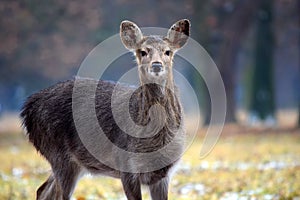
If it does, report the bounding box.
[120,20,143,50]
[166,19,190,49]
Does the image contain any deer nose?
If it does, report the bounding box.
[151,62,163,73]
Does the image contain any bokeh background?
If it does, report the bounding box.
[0,0,300,199]
[0,0,299,125]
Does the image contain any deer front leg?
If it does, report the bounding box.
[37,161,81,200]
[149,177,169,200]
[121,173,142,200]
[36,174,63,200]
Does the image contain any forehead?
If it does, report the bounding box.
[140,36,169,50]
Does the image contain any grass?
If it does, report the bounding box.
[0,124,300,200]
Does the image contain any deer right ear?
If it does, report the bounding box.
[120,20,143,50]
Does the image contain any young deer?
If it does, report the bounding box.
[21,19,190,200]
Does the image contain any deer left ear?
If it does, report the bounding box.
[166,19,190,50]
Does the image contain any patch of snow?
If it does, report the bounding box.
[12,167,23,178]
[198,161,210,170]
[220,192,239,200]
[0,172,10,181]
[179,183,206,196]
[177,162,191,174]
[197,159,300,171]
[263,194,276,200]
[258,161,288,170]
[10,146,20,154]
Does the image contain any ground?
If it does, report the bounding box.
[0,122,300,200]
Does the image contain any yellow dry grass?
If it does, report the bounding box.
[0,114,300,199]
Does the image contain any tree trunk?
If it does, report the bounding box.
[250,0,275,120]
[298,0,300,127]
[193,0,211,125]
[193,0,260,123]
[216,0,260,122]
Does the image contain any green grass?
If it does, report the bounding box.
[0,126,300,200]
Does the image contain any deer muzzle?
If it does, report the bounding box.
[151,62,163,73]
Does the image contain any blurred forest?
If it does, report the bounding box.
[0,0,299,127]
[0,1,300,199]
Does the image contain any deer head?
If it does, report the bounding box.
[120,19,190,89]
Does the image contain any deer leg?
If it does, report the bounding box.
[149,177,169,200]
[53,161,82,200]
[121,173,142,200]
[36,173,63,200]
[37,161,82,200]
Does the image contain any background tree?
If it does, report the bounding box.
[192,0,260,123]
[192,0,211,125]
[0,0,299,127]
[249,0,275,121]
[211,0,260,122]
[298,0,300,127]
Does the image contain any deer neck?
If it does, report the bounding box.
[137,77,181,129]
[139,75,174,105]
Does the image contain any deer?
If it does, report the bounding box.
[20,19,190,200]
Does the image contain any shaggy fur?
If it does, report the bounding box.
[21,19,190,200]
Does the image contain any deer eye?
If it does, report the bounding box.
[165,50,171,56]
[140,50,148,57]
